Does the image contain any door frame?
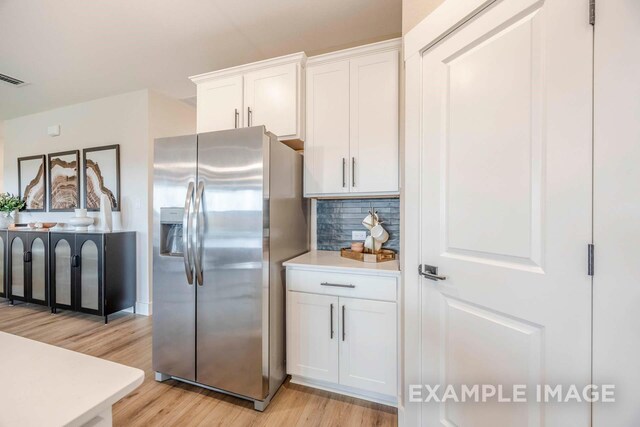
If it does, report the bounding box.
[402,1,516,425]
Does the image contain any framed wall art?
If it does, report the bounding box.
[18,155,47,212]
[83,144,120,211]
[48,150,80,211]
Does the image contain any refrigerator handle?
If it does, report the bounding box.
[193,181,205,286]
[183,181,195,285]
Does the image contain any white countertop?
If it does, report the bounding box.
[284,250,401,276]
[0,331,144,427]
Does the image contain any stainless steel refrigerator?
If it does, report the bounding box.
[152,126,309,410]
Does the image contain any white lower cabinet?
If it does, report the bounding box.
[287,292,339,383]
[286,268,398,405]
[339,297,397,396]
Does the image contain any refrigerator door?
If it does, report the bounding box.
[195,127,269,400]
[152,135,197,381]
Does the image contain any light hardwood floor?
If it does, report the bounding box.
[0,301,396,426]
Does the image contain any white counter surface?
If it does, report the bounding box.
[0,331,144,427]
[284,250,401,276]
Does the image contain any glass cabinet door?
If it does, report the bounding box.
[30,237,46,302]
[0,235,5,297]
[11,236,24,298]
[54,239,73,307]
[80,240,100,312]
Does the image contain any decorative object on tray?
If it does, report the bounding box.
[342,209,394,262]
[27,222,57,229]
[18,155,47,211]
[98,193,113,232]
[341,247,396,263]
[351,242,364,253]
[0,193,26,229]
[69,208,94,231]
[83,144,120,211]
[48,150,80,211]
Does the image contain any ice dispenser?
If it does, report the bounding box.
[160,207,185,256]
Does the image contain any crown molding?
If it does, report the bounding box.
[190,51,307,83]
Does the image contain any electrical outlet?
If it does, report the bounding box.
[352,230,367,240]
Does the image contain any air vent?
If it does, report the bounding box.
[0,73,28,87]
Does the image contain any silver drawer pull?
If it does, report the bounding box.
[321,282,355,289]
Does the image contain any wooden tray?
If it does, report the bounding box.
[341,248,396,263]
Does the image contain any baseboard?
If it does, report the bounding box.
[290,375,397,408]
[135,301,152,316]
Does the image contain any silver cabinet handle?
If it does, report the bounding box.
[352,157,356,187]
[342,305,346,341]
[418,264,447,281]
[182,182,195,285]
[247,107,252,126]
[234,108,239,128]
[321,282,355,289]
[330,303,334,339]
[193,181,205,286]
[342,158,346,188]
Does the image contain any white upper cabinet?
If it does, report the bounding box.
[191,53,305,140]
[304,39,400,197]
[244,62,299,139]
[196,75,243,133]
[305,60,350,195]
[349,50,399,194]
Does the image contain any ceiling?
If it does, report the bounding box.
[0,0,401,120]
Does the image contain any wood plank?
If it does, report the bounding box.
[0,301,397,426]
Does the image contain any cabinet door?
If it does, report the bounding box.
[9,233,26,300]
[287,291,339,383]
[76,236,103,315]
[51,234,75,309]
[339,297,397,396]
[29,235,48,305]
[0,233,5,298]
[349,50,399,194]
[244,63,299,138]
[197,75,243,133]
[304,60,350,195]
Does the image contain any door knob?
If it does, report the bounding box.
[418,264,447,281]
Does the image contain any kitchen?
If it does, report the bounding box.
[1,0,639,426]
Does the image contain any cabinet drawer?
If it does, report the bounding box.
[287,269,397,302]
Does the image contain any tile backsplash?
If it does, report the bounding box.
[316,198,400,252]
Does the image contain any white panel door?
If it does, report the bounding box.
[244,63,298,138]
[304,60,350,195]
[419,0,592,425]
[349,50,399,194]
[286,291,339,383]
[339,297,397,396]
[196,75,243,133]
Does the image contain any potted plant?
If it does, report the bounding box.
[0,193,26,229]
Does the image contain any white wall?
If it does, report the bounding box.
[402,0,445,34]
[0,120,4,192]
[3,89,195,315]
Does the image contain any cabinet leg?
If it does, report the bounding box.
[104,315,108,325]
[9,299,13,306]
[133,305,136,314]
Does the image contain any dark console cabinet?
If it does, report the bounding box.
[50,231,136,323]
[1,229,135,323]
